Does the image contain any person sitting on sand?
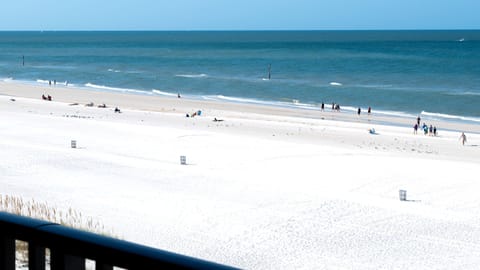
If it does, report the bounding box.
[85,102,94,107]
[47,95,52,101]
[213,118,224,122]
[42,94,47,100]
[460,132,467,146]
[114,107,121,113]
[98,103,107,108]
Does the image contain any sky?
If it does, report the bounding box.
[0,0,479,31]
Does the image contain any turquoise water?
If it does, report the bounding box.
[0,31,479,123]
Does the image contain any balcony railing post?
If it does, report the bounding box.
[95,261,114,270]
[51,250,85,270]
[28,242,46,270]
[0,234,15,270]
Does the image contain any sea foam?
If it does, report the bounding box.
[175,74,208,78]
[421,111,480,123]
[152,89,178,97]
[84,83,151,95]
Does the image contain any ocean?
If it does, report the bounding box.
[0,31,479,123]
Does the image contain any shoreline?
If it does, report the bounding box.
[1,80,480,135]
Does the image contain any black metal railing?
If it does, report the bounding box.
[0,211,238,270]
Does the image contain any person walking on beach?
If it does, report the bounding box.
[357,107,361,116]
[321,102,324,111]
[460,132,467,146]
[433,126,437,136]
[417,116,421,126]
[368,106,371,114]
[413,123,418,134]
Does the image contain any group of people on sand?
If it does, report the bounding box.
[41,94,52,101]
[319,102,371,116]
[47,80,69,86]
[414,117,437,136]
[414,116,469,146]
[357,106,372,116]
[186,110,202,118]
[414,122,438,136]
[319,102,341,112]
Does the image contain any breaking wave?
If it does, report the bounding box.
[421,111,480,123]
[84,83,150,95]
[175,74,208,78]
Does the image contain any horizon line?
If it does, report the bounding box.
[0,29,479,32]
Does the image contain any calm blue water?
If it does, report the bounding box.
[1,31,479,123]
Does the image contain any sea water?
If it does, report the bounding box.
[0,31,479,123]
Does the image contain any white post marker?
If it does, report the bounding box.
[71,140,77,149]
[399,190,407,201]
[180,155,187,165]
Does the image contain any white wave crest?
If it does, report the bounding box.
[2,77,13,82]
[214,95,267,104]
[152,89,178,97]
[447,91,480,97]
[329,82,342,86]
[36,79,50,84]
[212,95,312,109]
[108,68,122,73]
[84,83,150,95]
[421,111,480,123]
[175,74,208,78]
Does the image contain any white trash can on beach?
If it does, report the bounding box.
[399,190,407,201]
[71,140,77,149]
[180,155,187,165]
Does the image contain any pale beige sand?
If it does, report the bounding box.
[1,81,480,269]
[1,80,479,165]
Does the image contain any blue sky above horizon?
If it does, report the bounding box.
[1,0,479,31]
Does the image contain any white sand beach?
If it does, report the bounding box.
[1,81,480,269]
